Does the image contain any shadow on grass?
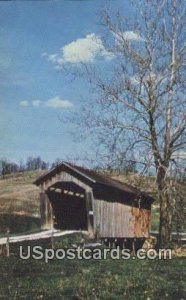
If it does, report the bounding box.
[0,214,41,235]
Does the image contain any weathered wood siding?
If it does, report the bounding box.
[94,199,150,238]
[40,192,53,230]
[40,171,92,192]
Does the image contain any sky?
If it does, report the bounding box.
[0,0,133,165]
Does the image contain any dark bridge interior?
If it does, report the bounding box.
[47,181,87,230]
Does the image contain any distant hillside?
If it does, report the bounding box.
[110,173,157,198]
[0,171,45,234]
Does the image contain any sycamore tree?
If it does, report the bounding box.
[48,0,186,247]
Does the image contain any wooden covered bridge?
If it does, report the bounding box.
[34,162,154,246]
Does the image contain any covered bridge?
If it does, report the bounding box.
[34,162,154,245]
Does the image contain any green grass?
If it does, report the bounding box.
[0,234,185,300]
[150,206,160,231]
[0,214,41,237]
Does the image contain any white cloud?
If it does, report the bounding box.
[47,33,113,66]
[32,100,41,107]
[122,31,145,41]
[20,100,29,107]
[114,31,145,43]
[45,96,73,109]
[19,97,73,109]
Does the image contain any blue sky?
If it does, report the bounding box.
[0,0,132,164]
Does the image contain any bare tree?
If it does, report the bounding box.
[26,156,49,171]
[0,159,19,177]
[58,0,185,247]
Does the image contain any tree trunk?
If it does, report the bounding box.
[157,168,173,248]
[159,190,173,248]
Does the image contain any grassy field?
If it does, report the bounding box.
[0,233,186,300]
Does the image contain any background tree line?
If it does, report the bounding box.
[0,156,138,177]
[0,157,50,177]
